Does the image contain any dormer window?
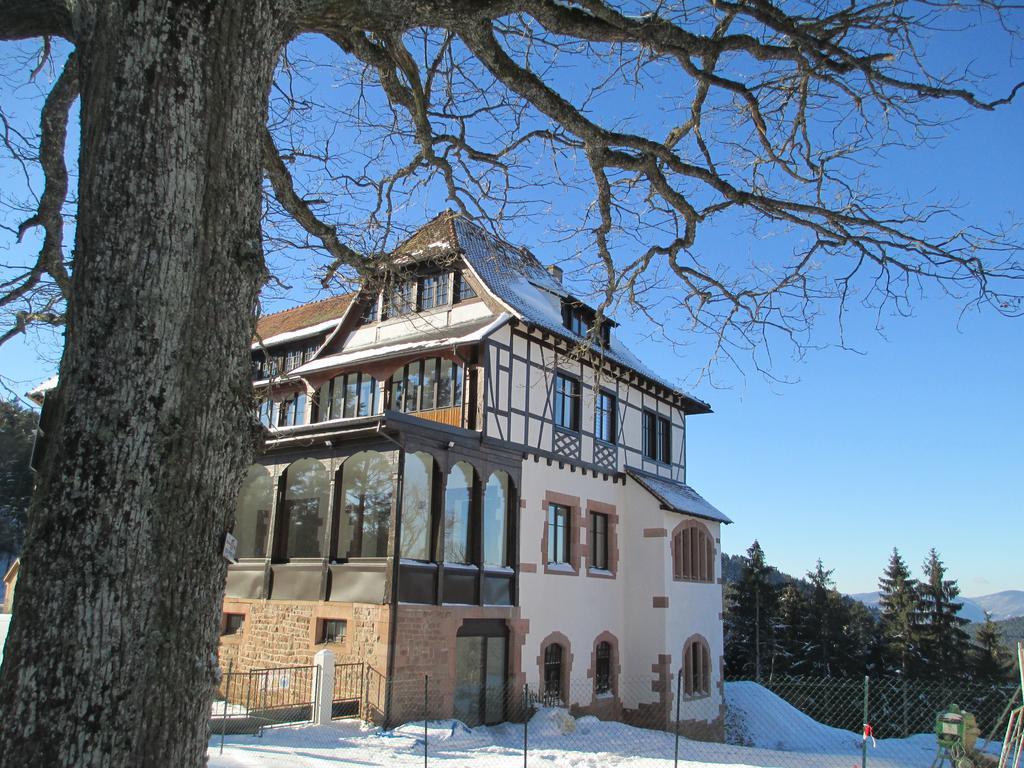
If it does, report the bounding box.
[454,271,476,302]
[284,348,304,373]
[418,273,449,310]
[384,279,415,319]
[561,300,611,346]
[359,297,379,325]
[565,306,590,337]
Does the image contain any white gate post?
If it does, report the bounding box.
[312,649,335,725]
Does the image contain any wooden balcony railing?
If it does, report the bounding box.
[414,405,463,428]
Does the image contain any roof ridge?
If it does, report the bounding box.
[389,209,458,255]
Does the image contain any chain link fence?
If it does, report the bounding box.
[208,667,1019,768]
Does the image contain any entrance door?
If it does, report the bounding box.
[453,620,508,726]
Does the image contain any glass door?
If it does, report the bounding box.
[453,621,508,726]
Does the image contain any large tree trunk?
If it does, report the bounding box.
[0,2,287,765]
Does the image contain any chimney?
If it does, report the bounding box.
[546,264,563,284]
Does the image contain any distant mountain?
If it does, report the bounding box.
[974,591,1024,622]
[848,590,1024,623]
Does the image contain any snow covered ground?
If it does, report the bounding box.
[206,682,964,768]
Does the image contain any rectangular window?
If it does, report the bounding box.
[359,297,379,324]
[319,618,347,644]
[553,373,581,431]
[418,273,450,310]
[421,358,438,410]
[547,504,570,564]
[643,410,671,462]
[277,393,306,427]
[222,613,245,636]
[284,348,304,373]
[404,362,422,412]
[454,271,477,302]
[643,410,656,459]
[304,343,318,363]
[658,415,671,463]
[591,512,608,570]
[595,390,617,444]
[358,376,376,417]
[385,279,415,318]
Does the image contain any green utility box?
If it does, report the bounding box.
[935,705,980,752]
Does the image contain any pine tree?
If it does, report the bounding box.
[877,548,923,677]
[972,613,1013,683]
[918,549,972,679]
[724,540,778,680]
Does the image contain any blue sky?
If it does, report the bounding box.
[1,17,1022,597]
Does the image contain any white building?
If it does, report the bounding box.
[219,211,730,738]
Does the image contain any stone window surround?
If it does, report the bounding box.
[583,500,619,579]
[540,491,582,575]
[220,605,249,644]
[681,633,713,700]
[309,603,354,647]
[670,518,716,583]
[537,630,573,702]
[587,631,621,699]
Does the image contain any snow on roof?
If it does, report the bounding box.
[626,468,731,524]
[292,313,509,376]
[254,294,353,343]
[252,317,343,350]
[447,215,710,413]
[27,374,58,403]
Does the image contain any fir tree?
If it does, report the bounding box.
[724,540,778,680]
[918,549,972,679]
[836,599,883,677]
[877,548,923,677]
[973,613,1013,683]
[802,560,841,677]
[773,583,810,677]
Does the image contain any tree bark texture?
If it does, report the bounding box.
[0,2,287,765]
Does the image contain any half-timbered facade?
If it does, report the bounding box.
[220,212,731,737]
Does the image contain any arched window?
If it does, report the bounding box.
[337,451,393,559]
[595,641,613,695]
[683,636,712,698]
[390,357,464,414]
[234,465,272,558]
[400,452,434,561]
[278,459,330,559]
[444,462,474,563]
[483,471,510,567]
[316,372,378,421]
[543,644,564,704]
[672,521,715,582]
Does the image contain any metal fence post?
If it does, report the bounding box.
[523,682,529,768]
[674,668,682,768]
[902,677,908,738]
[424,675,429,768]
[862,675,870,768]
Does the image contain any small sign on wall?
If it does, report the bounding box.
[223,532,238,563]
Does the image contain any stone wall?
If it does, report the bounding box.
[218,598,391,676]
[388,603,523,724]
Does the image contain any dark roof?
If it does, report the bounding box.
[627,468,731,524]
[392,212,709,413]
[255,294,354,342]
